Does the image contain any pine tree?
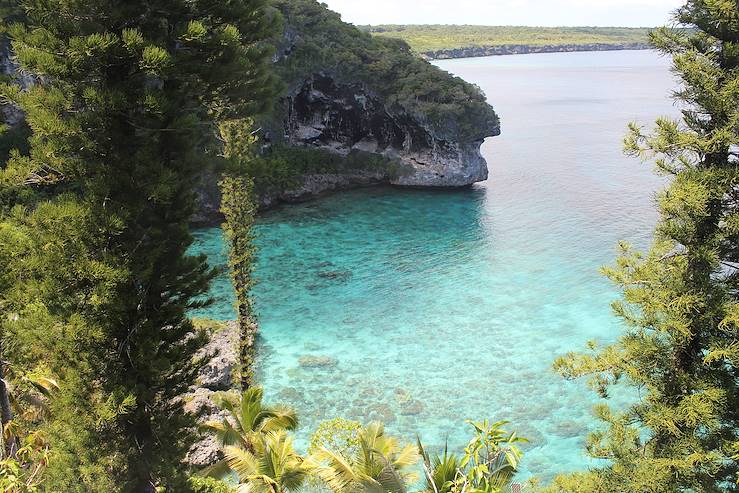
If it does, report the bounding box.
[548,2,739,492]
[0,0,279,490]
[219,120,260,391]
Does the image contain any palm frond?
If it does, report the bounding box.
[261,404,299,431]
[26,376,59,397]
[377,459,408,493]
[205,418,246,448]
[225,445,261,480]
[394,443,420,469]
[200,458,231,479]
[308,447,360,493]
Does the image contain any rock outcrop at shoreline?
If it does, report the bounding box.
[279,73,496,188]
[183,321,242,468]
[421,42,651,60]
[190,168,388,226]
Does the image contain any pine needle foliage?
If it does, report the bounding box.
[548,2,739,492]
[0,0,279,491]
[219,120,260,391]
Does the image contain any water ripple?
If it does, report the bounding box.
[191,50,677,482]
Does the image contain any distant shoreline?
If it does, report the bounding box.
[361,25,654,61]
[421,42,652,60]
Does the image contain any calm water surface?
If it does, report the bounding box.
[192,50,677,480]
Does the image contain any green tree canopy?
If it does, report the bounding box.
[0,0,279,490]
[549,1,739,491]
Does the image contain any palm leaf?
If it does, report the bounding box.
[377,459,408,493]
[261,404,298,432]
[225,445,261,480]
[200,458,231,479]
[394,443,420,469]
[308,447,360,493]
[26,376,59,396]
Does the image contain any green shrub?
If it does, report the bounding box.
[308,417,362,459]
[188,476,234,493]
[248,145,402,195]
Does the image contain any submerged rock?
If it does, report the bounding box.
[552,419,587,439]
[277,386,307,404]
[359,387,380,399]
[366,403,397,424]
[298,355,338,368]
[317,268,353,282]
[393,388,412,405]
[399,399,425,416]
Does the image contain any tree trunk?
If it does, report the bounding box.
[131,412,156,493]
[0,339,16,458]
[0,373,11,425]
[239,306,255,392]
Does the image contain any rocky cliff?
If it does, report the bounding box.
[266,0,500,189]
[278,73,494,187]
[183,320,243,468]
[2,1,502,219]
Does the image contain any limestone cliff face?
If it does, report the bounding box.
[280,73,498,187]
[269,0,501,189]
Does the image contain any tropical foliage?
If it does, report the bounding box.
[308,421,420,493]
[203,388,298,455]
[188,476,235,493]
[205,391,527,493]
[0,431,48,493]
[418,420,526,493]
[202,388,304,492]
[3,0,735,492]
[224,430,307,493]
[308,418,363,460]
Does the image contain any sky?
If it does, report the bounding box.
[321,0,685,27]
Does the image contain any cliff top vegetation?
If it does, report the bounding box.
[271,0,499,142]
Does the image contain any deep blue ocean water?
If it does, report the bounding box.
[191,50,677,481]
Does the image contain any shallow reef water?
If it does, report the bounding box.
[191,50,677,481]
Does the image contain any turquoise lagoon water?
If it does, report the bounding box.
[191,50,677,481]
